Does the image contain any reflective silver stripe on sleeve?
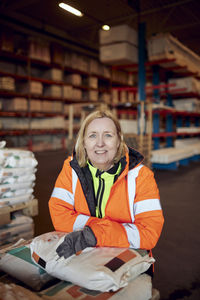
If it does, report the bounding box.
[73,214,90,231]
[123,223,140,249]
[127,164,144,222]
[51,187,74,206]
[72,168,78,195]
[134,198,162,215]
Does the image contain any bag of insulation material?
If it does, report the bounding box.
[0,239,55,291]
[30,231,155,292]
[40,274,152,300]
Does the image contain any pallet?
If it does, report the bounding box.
[0,198,38,226]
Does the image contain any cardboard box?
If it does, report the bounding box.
[44,68,62,81]
[83,76,98,88]
[99,24,138,46]
[30,99,41,111]
[63,85,73,98]
[41,101,52,112]
[66,74,82,86]
[100,42,138,65]
[52,101,62,112]
[0,77,15,91]
[71,88,82,100]
[17,81,43,95]
[44,85,62,97]
[3,98,27,111]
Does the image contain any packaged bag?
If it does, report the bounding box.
[30,231,155,292]
[40,274,152,300]
[0,239,55,291]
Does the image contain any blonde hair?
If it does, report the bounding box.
[75,110,127,167]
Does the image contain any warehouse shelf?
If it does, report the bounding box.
[152,109,200,117]
[0,111,63,117]
[152,131,200,138]
[0,129,65,136]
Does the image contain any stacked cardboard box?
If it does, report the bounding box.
[0,77,15,91]
[63,85,73,98]
[44,68,63,81]
[30,99,41,112]
[65,74,82,86]
[3,98,27,111]
[99,24,138,65]
[28,38,50,63]
[44,85,62,98]
[17,81,43,95]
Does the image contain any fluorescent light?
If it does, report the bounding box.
[102,24,110,31]
[59,2,83,17]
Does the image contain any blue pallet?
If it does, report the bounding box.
[190,154,200,162]
[179,158,189,166]
[152,162,179,170]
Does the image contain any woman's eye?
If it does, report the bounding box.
[89,134,96,138]
[105,133,112,138]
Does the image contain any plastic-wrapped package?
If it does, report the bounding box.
[30,231,155,292]
[40,274,152,300]
[0,211,34,246]
[0,240,55,291]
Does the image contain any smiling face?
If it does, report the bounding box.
[84,117,120,171]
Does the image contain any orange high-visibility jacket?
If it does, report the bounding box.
[49,147,164,250]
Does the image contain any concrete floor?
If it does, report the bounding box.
[33,150,200,300]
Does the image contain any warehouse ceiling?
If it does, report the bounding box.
[1,0,200,58]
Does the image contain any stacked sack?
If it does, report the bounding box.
[0,141,38,246]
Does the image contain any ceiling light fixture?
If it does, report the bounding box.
[102,25,110,31]
[59,2,83,17]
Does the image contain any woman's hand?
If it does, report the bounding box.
[56,226,97,259]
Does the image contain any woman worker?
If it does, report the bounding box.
[49,110,164,260]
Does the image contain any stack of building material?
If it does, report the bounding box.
[30,99,41,112]
[0,142,38,245]
[176,127,200,133]
[44,68,62,81]
[151,147,193,164]
[168,77,200,94]
[17,81,43,95]
[147,33,200,76]
[0,117,29,129]
[120,119,138,134]
[3,97,27,111]
[30,116,65,129]
[63,85,73,98]
[174,138,200,157]
[44,85,62,97]
[173,98,200,112]
[0,211,34,246]
[99,24,138,65]
[65,74,82,86]
[28,38,50,63]
[0,76,15,91]
[0,144,37,207]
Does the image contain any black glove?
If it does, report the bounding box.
[56,226,97,259]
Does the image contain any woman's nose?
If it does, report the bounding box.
[96,135,105,146]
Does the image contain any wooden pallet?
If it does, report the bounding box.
[0,198,38,226]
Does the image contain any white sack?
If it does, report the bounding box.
[40,273,152,300]
[0,240,55,291]
[30,231,155,292]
